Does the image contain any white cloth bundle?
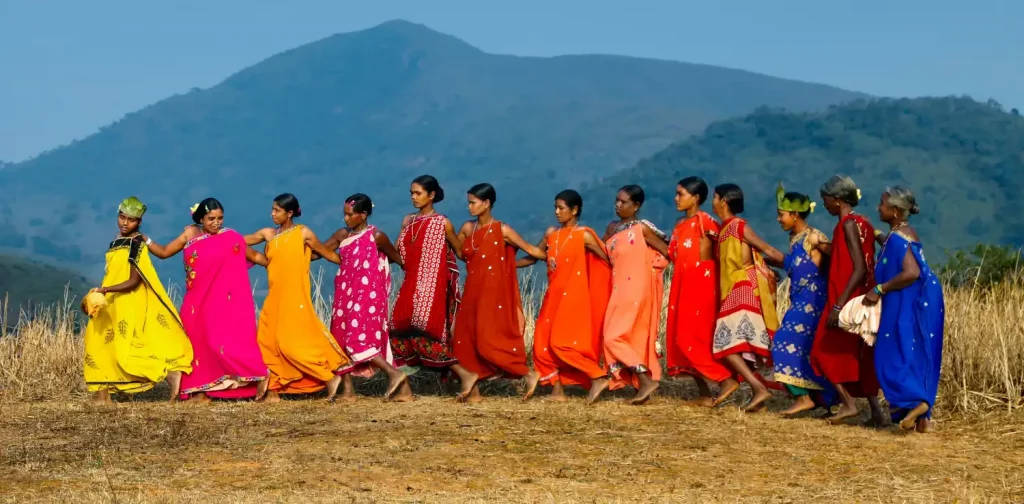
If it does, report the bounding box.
[838,295,881,346]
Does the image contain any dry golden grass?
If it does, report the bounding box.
[1,274,1024,502]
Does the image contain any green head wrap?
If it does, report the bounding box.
[776,182,815,214]
[118,196,147,219]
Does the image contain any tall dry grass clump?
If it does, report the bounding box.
[1,269,1023,414]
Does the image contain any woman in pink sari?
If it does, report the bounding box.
[146,198,270,401]
[320,193,410,401]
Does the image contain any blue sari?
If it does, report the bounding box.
[772,229,831,394]
[875,231,944,421]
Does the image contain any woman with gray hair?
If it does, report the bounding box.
[810,175,887,426]
[862,187,944,433]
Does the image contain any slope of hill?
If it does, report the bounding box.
[0,254,92,315]
[0,19,864,280]
[583,97,1024,251]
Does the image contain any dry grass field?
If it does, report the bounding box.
[1,273,1024,503]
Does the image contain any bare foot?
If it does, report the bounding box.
[324,375,343,402]
[463,383,483,404]
[630,378,659,405]
[780,395,816,417]
[263,390,282,403]
[712,378,740,407]
[385,372,409,400]
[586,377,609,405]
[165,371,183,403]
[547,382,568,402]
[255,378,270,401]
[899,402,930,431]
[916,417,935,434]
[684,397,715,408]
[188,392,212,403]
[89,389,112,405]
[390,381,415,402]
[827,404,860,425]
[743,386,772,413]
[455,371,479,402]
[522,371,540,401]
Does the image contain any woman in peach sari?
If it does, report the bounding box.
[246,193,350,402]
[591,185,669,405]
[452,183,547,402]
[518,190,612,404]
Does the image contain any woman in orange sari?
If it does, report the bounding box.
[518,190,612,404]
[710,183,785,412]
[246,193,351,402]
[665,177,733,406]
[590,185,669,405]
[453,183,547,402]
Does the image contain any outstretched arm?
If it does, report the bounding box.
[313,228,347,261]
[303,227,341,264]
[444,218,464,259]
[641,224,670,259]
[503,224,546,260]
[374,229,403,268]
[583,229,610,265]
[144,227,197,259]
[743,226,785,267]
[245,228,273,246]
[245,247,268,267]
[516,228,553,268]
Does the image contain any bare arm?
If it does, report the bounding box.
[503,223,546,260]
[863,247,920,306]
[98,266,142,294]
[245,247,268,267]
[313,228,347,261]
[374,229,403,268]
[827,220,868,325]
[245,228,273,246]
[583,229,611,265]
[302,227,341,264]
[602,221,617,242]
[742,226,784,267]
[145,227,198,259]
[444,218,464,260]
[640,224,670,259]
[516,229,552,268]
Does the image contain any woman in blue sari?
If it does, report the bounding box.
[771,184,834,416]
[862,187,944,433]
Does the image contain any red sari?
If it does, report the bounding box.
[666,212,731,382]
[810,212,880,397]
[390,214,461,368]
[532,227,611,389]
[453,222,529,379]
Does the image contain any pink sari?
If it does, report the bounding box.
[331,226,393,377]
[179,229,268,399]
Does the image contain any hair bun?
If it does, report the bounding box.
[433,186,446,203]
[910,204,920,215]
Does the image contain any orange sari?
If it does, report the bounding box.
[666,212,731,382]
[532,227,611,389]
[257,226,349,393]
[453,222,528,379]
[603,220,669,390]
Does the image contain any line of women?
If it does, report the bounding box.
[82,173,944,434]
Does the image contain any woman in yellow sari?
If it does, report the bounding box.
[83,197,193,404]
[246,193,351,402]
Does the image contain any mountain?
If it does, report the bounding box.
[0,254,92,317]
[0,19,864,283]
[582,97,1024,251]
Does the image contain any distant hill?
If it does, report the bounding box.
[582,97,1024,251]
[0,19,864,282]
[0,255,92,316]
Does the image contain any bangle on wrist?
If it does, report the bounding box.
[874,284,885,296]
[145,237,152,246]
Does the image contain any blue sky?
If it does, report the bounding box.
[1,0,1020,162]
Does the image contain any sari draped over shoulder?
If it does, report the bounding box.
[810,213,880,397]
[771,229,830,392]
[453,221,528,379]
[390,214,461,368]
[532,227,611,389]
[603,220,669,390]
[875,231,945,421]
[179,229,268,399]
[84,236,193,393]
[712,218,779,360]
[331,225,393,377]
[666,212,730,382]
[258,225,349,394]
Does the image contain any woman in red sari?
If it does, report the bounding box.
[453,183,547,402]
[810,175,886,425]
[390,175,480,400]
[665,177,733,406]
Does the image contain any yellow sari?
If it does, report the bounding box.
[712,218,779,360]
[84,236,193,393]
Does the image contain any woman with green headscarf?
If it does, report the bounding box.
[82,196,193,404]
